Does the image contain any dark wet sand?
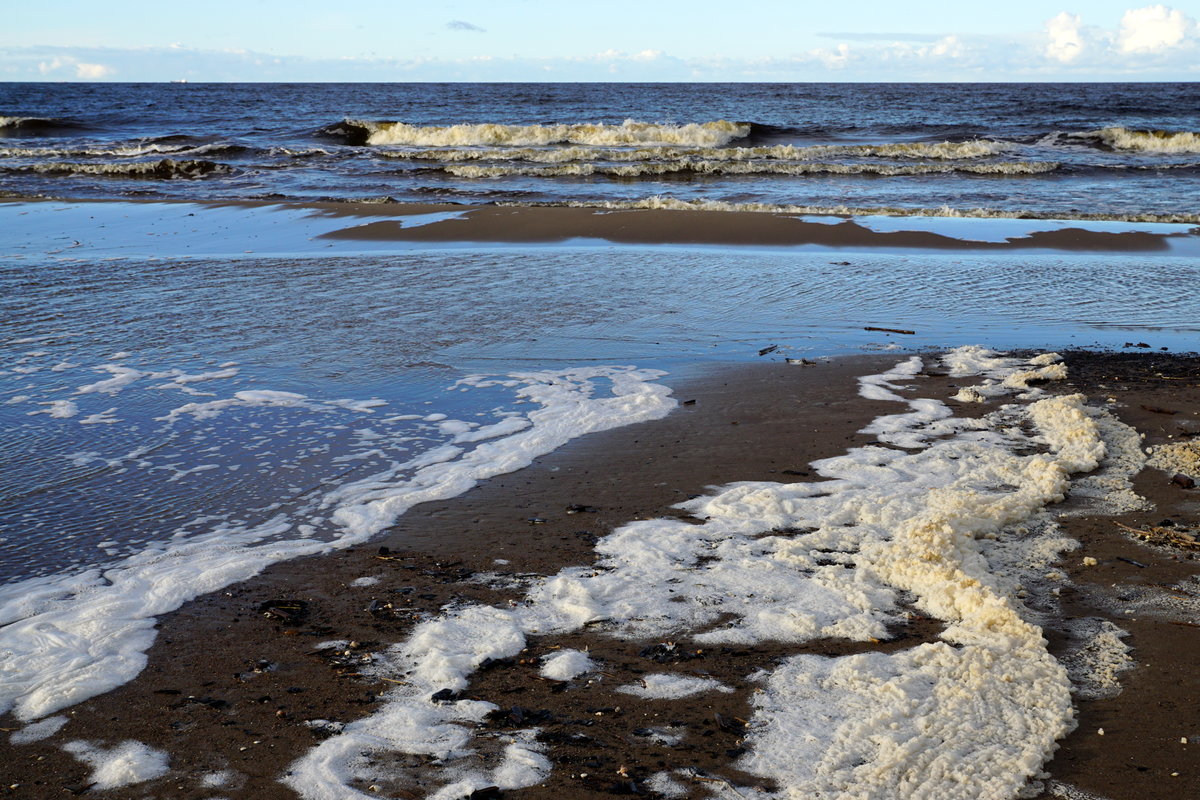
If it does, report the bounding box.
[2,351,1197,799]
[312,204,1177,252]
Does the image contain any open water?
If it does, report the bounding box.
[2,82,1199,220]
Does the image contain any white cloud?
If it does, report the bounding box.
[1045,11,1086,62]
[446,20,486,33]
[36,54,114,80]
[929,35,967,59]
[1118,4,1193,53]
[74,61,113,79]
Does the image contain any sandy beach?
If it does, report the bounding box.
[2,342,1196,800]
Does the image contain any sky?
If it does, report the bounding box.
[2,1,1198,81]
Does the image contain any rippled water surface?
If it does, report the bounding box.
[3,211,1197,582]
[2,82,1198,220]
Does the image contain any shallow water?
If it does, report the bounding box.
[3,202,1197,584]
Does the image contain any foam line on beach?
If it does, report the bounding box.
[0,366,673,722]
[284,347,1133,800]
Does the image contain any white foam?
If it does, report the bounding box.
[378,139,1006,164]
[287,348,1120,799]
[617,673,733,700]
[535,649,592,681]
[442,159,1057,179]
[9,714,68,744]
[61,739,169,790]
[362,119,750,148]
[79,407,120,425]
[1071,126,1200,154]
[644,771,689,798]
[1058,618,1133,700]
[75,365,147,395]
[28,399,79,418]
[0,366,673,722]
[549,196,1200,225]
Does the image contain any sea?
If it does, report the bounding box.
[2,82,1199,220]
[1,83,1198,798]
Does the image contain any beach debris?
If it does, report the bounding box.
[785,358,815,366]
[1114,521,1200,550]
[1172,473,1196,489]
[1141,404,1177,415]
[758,345,779,356]
[430,688,461,703]
[864,326,916,335]
[681,398,697,405]
[1117,556,1149,568]
[258,599,308,623]
[527,517,548,524]
[1124,342,1152,348]
[566,504,598,514]
[467,788,503,800]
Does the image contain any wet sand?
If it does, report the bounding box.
[314,203,1182,252]
[2,351,1197,799]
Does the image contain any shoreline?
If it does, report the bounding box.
[3,195,1198,255]
[2,351,1197,799]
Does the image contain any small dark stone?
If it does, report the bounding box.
[430,688,460,703]
[1172,473,1196,489]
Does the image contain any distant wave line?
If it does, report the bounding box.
[536,195,1200,224]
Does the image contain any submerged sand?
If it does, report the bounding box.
[2,350,1197,800]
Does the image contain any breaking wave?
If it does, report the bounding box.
[0,116,77,134]
[439,160,1060,179]
[0,142,248,159]
[5,159,235,179]
[329,119,752,147]
[376,139,1008,164]
[541,195,1200,224]
[1069,126,1200,154]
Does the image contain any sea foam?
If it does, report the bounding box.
[1071,126,1200,154]
[285,348,1126,800]
[0,366,673,723]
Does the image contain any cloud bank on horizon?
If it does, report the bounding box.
[2,4,1197,81]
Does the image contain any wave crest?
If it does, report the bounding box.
[537,196,1200,224]
[0,142,247,159]
[0,116,75,135]
[377,139,1006,164]
[1071,126,1200,154]
[8,159,235,179]
[351,119,752,148]
[440,160,1059,179]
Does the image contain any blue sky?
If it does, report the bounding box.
[3,1,1197,81]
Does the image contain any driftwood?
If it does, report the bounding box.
[1114,521,1200,550]
[864,326,916,335]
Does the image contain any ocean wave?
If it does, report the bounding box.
[1068,126,1200,154]
[376,140,1007,164]
[538,195,1200,224]
[0,142,248,159]
[5,159,235,179]
[439,160,1059,179]
[0,116,75,134]
[332,119,752,148]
